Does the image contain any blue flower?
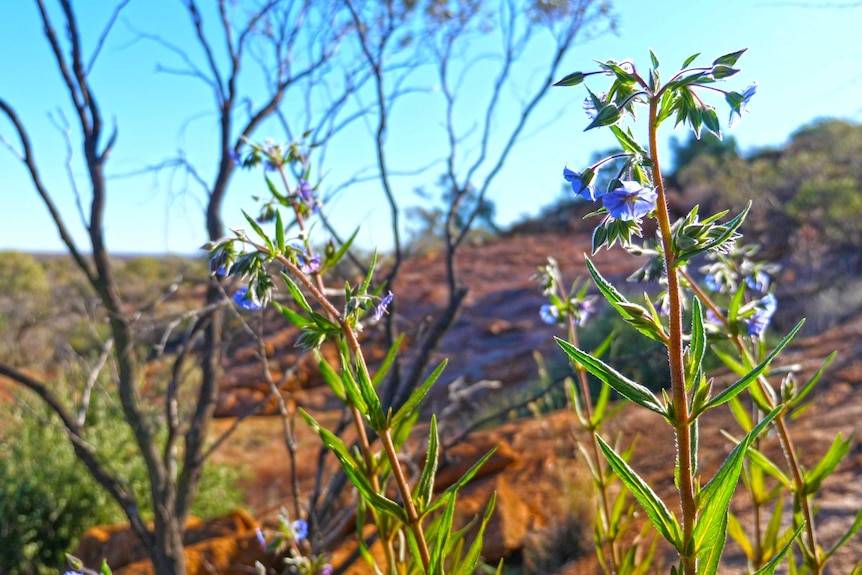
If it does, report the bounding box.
[729,83,757,126]
[747,293,777,337]
[704,273,721,292]
[255,527,266,548]
[228,149,242,167]
[563,166,597,201]
[539,304,559,325]
[292,519,308,541]
[234,286,263,311]
[373,291,394,322]
[299,254,321,274]
[745,270,770,293]
[63,572,83,575]
[602,181,657,222]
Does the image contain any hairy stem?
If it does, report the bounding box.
[648,99,697,574]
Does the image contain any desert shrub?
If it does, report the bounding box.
[0,389,241,575]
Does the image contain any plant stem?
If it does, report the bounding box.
[568,318,620,575]
[648,99,697,574]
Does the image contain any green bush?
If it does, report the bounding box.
[0,389,241,575]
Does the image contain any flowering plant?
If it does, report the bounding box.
[550,49,859,574]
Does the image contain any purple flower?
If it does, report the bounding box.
[228,149,242,167]
[63,572,83,575]
[234,286,263,311]
[602,181,657,222]
[540,304,559,325]
[299,254,321,274]
[255,527,266,548]
[292,519,308,541]
[705,308,722,326]
[563,166,597,201]
[729,83,757,126]
[747,293,777,337]
[297,180,314,203]
[373,291,394,322]
[318,564,333,575]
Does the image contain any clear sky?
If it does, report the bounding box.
[1,0,860,255]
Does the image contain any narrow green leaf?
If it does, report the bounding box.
[650,49,660,69]
[753,523,805,575]
[360,250,378,295]
[556,338,665,416]
[712,48,747,67]
[325,227,359,272]
[299,409,407,522]
[457,492,497,575]
[426,447,498,516]
[353,356,385,431]
[585,258,665,343]
[825,504,862,560]
[391,360,447,429]
[682,52,701,68]
[597,435,682,548]
[763,493,784,551]
[804,433,851,495]
[372,335,404,387]
[688,297,706,384]
[275,209,285,254]
[264,174,289,204]
[314,350,345,401]
[554,71,585,87]
[431,489,458,574]
[272,300,312,329]
[694,406,781,574]
[279,271,313,314]
[726,513,754,560]
[415,416,440,513]
[788,351,836,413]
[100,559,112,575]
[610,125,648,156]
[697,319,804,415]
[242,210,274,253]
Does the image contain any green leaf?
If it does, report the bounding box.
[299,409,407,522]
[682,52,701,68]
[325,227,359,272]
[372,335,404,388]
[275,209,285,254]
[415,416,440,513]
[804,433,851,495]
[554,71,585,87]
[694,406,781,574]
[712,48,747,67]
[279,272,313,315]
[390,360,447,429]
[264,175,289,204]
[426,446,498,516]
[315,350,346,401]
[688,297,706,384]
[610,125,648,156]
[585,104,622,131]
[272,300,312,329]
[100,559,113,575]
[430,488,458,574]
[753,523,804,575]
[556,338,665,416]
[788,351,836,413]
[456,492,497,575]
[585,258,666,343]
[353,356,386,431]
[242,210,274,253]
[696,319,804,415]
[726,513,754,560]
[649,49,660,69]
[674,203,751,266]
[360,250,378,295]
[825,504,862,560]
[597,435,682,549]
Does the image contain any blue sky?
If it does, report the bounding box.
[1,0,860,255]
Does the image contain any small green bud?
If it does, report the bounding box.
[554,71,585,87]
